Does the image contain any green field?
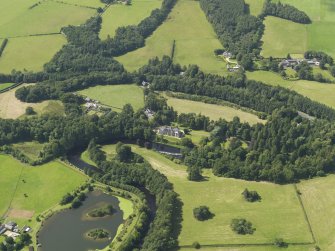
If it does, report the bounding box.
[261,17,308,58]
[298,175,335,251]
[0,85,64,119]
[12,142,46,161]
[245,0,265,16]
[0,154,86,220]
[263,0,335,58]
[0,83,14,91]
[101,145,313,247]
[0,1,95,37]
[100,0,162,39]
[78,84,144,111]
[247,71,335,108]
[0,35,66,73]
[117,0,226,74]
[165,95,264,124]
[60,0,105,8]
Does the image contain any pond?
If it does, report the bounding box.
[38,190,124,251]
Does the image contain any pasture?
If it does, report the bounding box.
[117,0,226,75]
[298,175,335,251]
[261,17,307,58]
[0,154,86,220]
[101,145,313,247]
[165,95,264,124]
[0,1,95,37]
[246,71,335,108]
[0,34,66,74]
[263,0,335,58]
[60,0,105,8]
[0,85,64,119]
[78,84,144,111]
[100,0,162,39]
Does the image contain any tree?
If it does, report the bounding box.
[25,106,35,115]
[187,166,203,181]
[193,206,213,221]
[116,142,132,162]
[274,238,288,247]
[231,218,255,234]
[242,189,261,202]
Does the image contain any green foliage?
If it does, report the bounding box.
[262,0,311,24]
[88,204,115,217]
[25,106,35,115]
[116,142,133,162]
[242,188,261,202]
[274,238,288,247]
[193,206,213,221]
[87,228,110,239]
[187,166,203,181]
[230,218,255,235]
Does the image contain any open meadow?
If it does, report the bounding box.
[0,35,66,73]
[0,83,14,91]
[100,145,313,248]
[100,0,162,39]
[247,71,335,109]
[78,84,144,111]
[117,0,226,75]
[262,0,335,58]
[245,0,265,16]
[0,85,64,119]
[165,95,264,124]
[11,142,46,161]
[0,154,86,222]
[60,0,105,8]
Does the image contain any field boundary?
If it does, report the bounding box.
[0,83,23,94]
[0,32,62,40]
[293,183,316,243]
[171,39,176,60]
[48,0,99,10]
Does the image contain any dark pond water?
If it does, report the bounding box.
[38,190,123,251]
[152,142,182,158]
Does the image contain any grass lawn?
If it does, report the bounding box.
[0,84,64,119]
[0,1,95,37]
[165,95,264,124]
[117,196,133,219]
[297,175,335,251]
[103,145,313,246]
[0,35,66,73]
[0,83,14,91]
[12,141,46,161]
[100,0,162,39]
[117,0,226,75]
[245,0,265,16]
[261,16,308,58]
[81,150,97,166]
[101,144,117,161]
[78,84,144,111]
[246,71,335,108]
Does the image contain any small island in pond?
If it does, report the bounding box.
[88,204,115,218]
[87,228,110,240]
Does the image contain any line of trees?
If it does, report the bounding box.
[0,38,8,57]
[262,0,311,24]
[140,56,335,121]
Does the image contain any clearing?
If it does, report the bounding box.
[78,84,144,111]
[100,0,162,39]
[0,85,64,119]
[165,95,264,124]
[11,141,46,161]
[116,0,226,75]
[245,0,265,16]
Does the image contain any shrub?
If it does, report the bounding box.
[242,189,261,202]
[230,218,255,235]
[192,241,201,249]
[274,238,288,248]
[193,206,213,221]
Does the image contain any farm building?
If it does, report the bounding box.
[4,221,17,231]
[280,58,320,68]
[227,64,241,72]
[222,51,232,58]
[0,225,6,235]
[144,108,154,119]
[157,126,184,138]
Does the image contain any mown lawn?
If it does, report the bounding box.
[78,84,144,111]
[0,35,66,73]
[0,83,14,91]
[246,71,335,108]
[165,95,264,124]
[100,0,162,39]
[103,145,313,247]
[117,0,226,75]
